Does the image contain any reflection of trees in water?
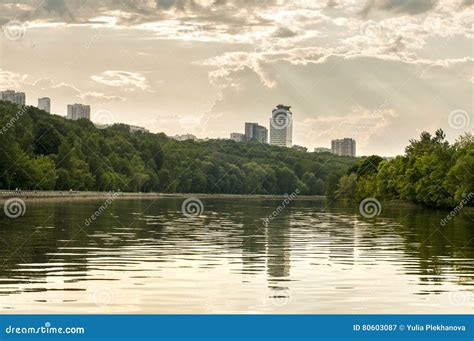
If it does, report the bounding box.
[322,202,474,295]
[1,198,473,302]
[383,205,474,288]
[327,214,355,266]
[0,199,157,294]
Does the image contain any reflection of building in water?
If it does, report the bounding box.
[241,213,267,275]
[327,216,355,265]
[266,213,291,280]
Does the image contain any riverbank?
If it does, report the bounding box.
[0,190,326,202]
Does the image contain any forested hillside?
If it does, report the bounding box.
[0,100,357,194]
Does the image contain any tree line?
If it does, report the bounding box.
[1,101,471,208]
[0,101,357,195]
[331,129,473,208]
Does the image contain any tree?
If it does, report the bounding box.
[334,174,358,201]
[0,99,360,196]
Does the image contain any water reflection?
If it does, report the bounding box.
[0,198,472,313]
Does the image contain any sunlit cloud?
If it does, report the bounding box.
[91,71,150,91]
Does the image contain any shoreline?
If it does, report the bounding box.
[0,190,326,202]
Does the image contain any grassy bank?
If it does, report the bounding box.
[0,190,326,202]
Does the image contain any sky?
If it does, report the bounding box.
[0,0,472,156]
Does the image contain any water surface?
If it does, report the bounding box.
[0,198,473,313]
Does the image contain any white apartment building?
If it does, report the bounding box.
[331,138,356,157]
[1,90,26,106]
[269,104,292,147]
[38,97,51,113]
[67,103,90,120]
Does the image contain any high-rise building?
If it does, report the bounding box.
[256,125,268,144]
[269,104,292,147]
[230,132,246,142]
[244,122,268,143]
[1,90,25,106]
[331,138,356,157]
[245,122,258,140]
[38,97,51,113]
[67,103,90,120]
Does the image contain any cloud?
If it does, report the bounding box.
[272,26,298,38]
[301,105,399,149]
[49,82,125,102]
[360,0,439,17]
[155,0,194,10]
[0,69,27,88]
[81,92,125,101]
[91,71,149,91]
[1,0,471,155]
[202,50,473,154]
[0,71,125,111]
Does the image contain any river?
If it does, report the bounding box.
[0,197,472,313]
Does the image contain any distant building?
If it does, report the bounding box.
[172,134,198,141]
[245,123,258,141]
[270,104,292,147]
[244,122,268,143]
[230,132,246,142]
[1,90,25,106]
[331,138,356,157]
[67,103,90,120]
[38,97,51,113]
[292,145,307,152]
[129,125,149,133]
[314,147,331,153]
[256,125,268,144]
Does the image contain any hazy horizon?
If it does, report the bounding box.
[0,0,472,156]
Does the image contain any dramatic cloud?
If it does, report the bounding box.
[0,0,472,155]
